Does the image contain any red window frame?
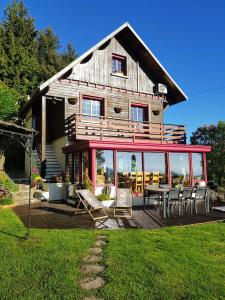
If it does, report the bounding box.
[112,54,127,75]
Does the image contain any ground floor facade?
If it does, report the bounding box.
[63,141,211,197]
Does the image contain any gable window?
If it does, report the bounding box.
[112,54,127,76]
[82,97,103,117]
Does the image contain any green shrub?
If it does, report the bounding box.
[0,171,18,192]
[218,186,225,193]
[97,193,112,201]
[82,176,93,192]
[0,197,14,205]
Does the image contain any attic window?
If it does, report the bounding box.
[112,54,127,76]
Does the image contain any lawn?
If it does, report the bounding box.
[0,209,225,300]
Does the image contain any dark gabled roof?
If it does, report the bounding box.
[22,22,187,114]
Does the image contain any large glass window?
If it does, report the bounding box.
[117,152,143,194]
[96,150,114,185]
[82,151,89,183]
[192,153,204,181]
[170,153,190,187]
[144,153,168,187]
[73,152,80,183]
[82,98,101,117]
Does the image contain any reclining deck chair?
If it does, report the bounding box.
[75,189,108,223]
[114,188,133,219]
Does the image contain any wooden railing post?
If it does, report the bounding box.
[160,123,163,143]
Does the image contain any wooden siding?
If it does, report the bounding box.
[46,80,164,124]
[69,37,155,93]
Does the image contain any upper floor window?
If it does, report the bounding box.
[131,105,148,123]
[112,54,127,76]
[82,97,103,117]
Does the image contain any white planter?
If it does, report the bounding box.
[101,200,115,208]
[42,183,66,201]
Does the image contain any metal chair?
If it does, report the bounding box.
[193,187,208,214]
[167,188,180,216]
[179,187,193,215]
[144,185,162,212]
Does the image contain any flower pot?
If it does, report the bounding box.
[31,180,37,188]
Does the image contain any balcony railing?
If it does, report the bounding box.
[65,114,186,144]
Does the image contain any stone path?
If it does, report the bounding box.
[80,234,108,299]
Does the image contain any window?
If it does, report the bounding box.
[170,153,190,187]
[144,153,168,187]
[96,150,114,185]
[82,151,89,182]
[112,54,127,76]
[82,98,102,117]
[192,153,204,181]
[131,105,148,122]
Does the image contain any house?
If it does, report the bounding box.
[22,22,211,198]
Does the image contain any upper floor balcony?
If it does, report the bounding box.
[65,113,186,144]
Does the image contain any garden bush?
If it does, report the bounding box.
[0,171,18,192]
[0,197,14,205]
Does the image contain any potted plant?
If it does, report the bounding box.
[31,167,40,188]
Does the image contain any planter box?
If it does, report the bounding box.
[101,200,115,208]
[217,192,225,202]
[42,183,66,201]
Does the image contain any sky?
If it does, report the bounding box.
[0,0,225,139]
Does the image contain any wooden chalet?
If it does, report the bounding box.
[22,22,211,197]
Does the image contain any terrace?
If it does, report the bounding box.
[65,113,186,144]
[13,200,225,230]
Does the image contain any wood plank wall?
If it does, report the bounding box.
[69,37,155,93]
[46,81,164,124]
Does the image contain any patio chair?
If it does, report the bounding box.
[179,187,193,215]
[114,188,132,219]
[167,188,180,217]
[75,189,108,222]
[145,185,163,212]
[192,187,208,214]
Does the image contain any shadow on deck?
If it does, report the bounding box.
[13,201,225,230]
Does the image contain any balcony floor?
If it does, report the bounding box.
[13,201,225,230]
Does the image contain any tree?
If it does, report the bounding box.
[0,81,20,121]
[190,121,225,186]
[0,0,77,108]
[60,42,76,67]
[1,0,39,98]
[36,27,62,82]
[36,28,77,83]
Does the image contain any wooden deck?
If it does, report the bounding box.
[13,201,225,230]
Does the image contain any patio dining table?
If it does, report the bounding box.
[144,186,169,219]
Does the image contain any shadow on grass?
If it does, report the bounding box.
[0,229,27,240]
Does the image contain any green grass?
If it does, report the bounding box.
[0,209,225,299]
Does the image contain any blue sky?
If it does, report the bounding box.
[0,0,225,138]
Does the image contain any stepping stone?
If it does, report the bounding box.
[96,235,107,240]
[94,240,106,247]
[80,276,105,290]
[88,247,103,255]
[83,296,103,300]
[83,255,102,263]
[81,264,105,274]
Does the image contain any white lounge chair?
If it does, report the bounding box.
[114,188,132,219]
